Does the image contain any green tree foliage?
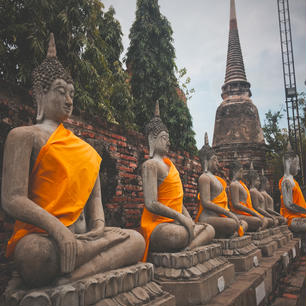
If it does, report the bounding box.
[0,0,134,126]
[125,0,196,153]
[263,110,288,182]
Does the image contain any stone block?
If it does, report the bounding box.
[148,244,235,306]
[214,236,262,272]
[2,263,176,306]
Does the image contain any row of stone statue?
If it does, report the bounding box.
[2,34,306,291]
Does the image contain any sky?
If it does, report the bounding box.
[102,0,306,149]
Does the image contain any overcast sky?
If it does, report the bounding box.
[102,0,306,149]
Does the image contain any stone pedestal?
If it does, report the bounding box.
[2,263,175,306]
[269,226,287,248]
[214,235,262,272]
[249,229,278,257]
[148,244,235,306]
[279,224,293,242]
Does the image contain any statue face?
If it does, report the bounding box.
[208,155,219,172]
[153,131,170,156]
[235,167,244,180]
[289,156,300,176]
[254,176,260,189]
[43,78,74,122]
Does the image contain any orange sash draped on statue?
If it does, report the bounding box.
[6,123,102,258]
[279,177,306,225]
[140,158,183,261]
[195,176,229,221]
[229,181,263,218]
[196,176,244,236]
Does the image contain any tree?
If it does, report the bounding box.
[0,0,134,126]
[263,110,288,184]
[125,0,196,153]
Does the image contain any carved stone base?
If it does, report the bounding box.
[148,244,235,306]
[279,225,293,242]
[214,235,262,272]
[249,229,278,257]
[269,226,287,248]
[2,263,175,306]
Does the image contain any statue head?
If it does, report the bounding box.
[198,132,218,172]
[145,101,169,157]
[32,33,74,123]
[229,159,243,181]
[248,161,260,188]
[283,142,300,176]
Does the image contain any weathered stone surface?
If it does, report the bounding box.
[148,244,235,306]
[214,235,262,272]
[2,263,175,306]
[250,230,278,257]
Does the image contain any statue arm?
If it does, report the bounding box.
[1,128,77,273]
[75,175,105,240]
[250,190,273,218]
[230,182,262,218]
[282,180,306,214]
[142,161,194,242]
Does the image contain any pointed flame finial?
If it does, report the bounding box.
[250,161,254,170]
[204,132,209,146]
[155,100,160,117]
[47,33,57,58]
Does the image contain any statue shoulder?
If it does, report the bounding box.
[6,126,36,145]
[199,172,211,184]
[142,159,159,172]
[281,177,294,190]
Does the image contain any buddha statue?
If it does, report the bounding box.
[259,171,286,225]
[279,143,306,232]
[228,158,269,231]
[195,133,247,237]
[1,34,145,288]
[140,102,215,261]
[248,163,276,227]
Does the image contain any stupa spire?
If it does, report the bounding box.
[222,0,251,99]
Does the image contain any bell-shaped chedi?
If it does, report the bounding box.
[212,0,266,170]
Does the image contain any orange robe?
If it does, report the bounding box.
[6,123,101,258]
[140,158,183,261]
[279,177,306,225]
[229,181,263,218]
[196,176,244,236]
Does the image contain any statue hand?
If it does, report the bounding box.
[178,214,195,243]
[229,213,240,229]
[75,226,105,241]
[56,228,77,274]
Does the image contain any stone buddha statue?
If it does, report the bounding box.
[279,142,306,232]
[140,102,215,261]
[195,133,247,238]
[248,163,276,227]
[1,34,145,288]
[228,159,269,231]
[259,171,286,225]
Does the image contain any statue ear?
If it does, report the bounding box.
[148,134,156,158]
[35,87,44,123]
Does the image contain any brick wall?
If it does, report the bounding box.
[0,81,202,294]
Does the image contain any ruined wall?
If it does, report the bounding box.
[0,81,202,294]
